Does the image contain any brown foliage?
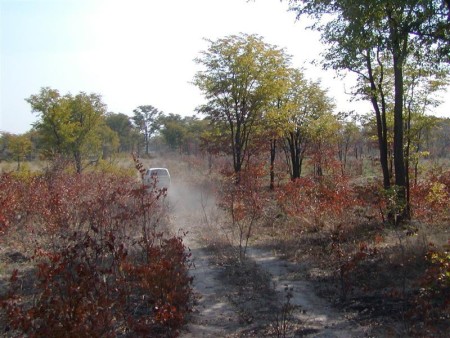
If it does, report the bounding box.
[276,174,361,231]
[410,170,450,223]
[0,164,192,337]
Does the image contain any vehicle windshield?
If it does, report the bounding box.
[149,169,169,176]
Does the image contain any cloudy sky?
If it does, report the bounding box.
[1,0,449,134]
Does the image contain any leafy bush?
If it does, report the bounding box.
[411,242,450,327]
[217,165,266,261]
[276,175,360,231]
[0,166,192,337]
[411,170,450,223]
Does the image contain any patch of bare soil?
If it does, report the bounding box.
[166,177,242,336]
[256,221,450,337]
[246,247,371,337]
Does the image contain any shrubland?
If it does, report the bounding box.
[1,152,449,336]
[0,157,192,337]
[196,153,449,336]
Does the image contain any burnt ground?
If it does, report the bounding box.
[165,165,449,338]
[167,175,374,337]
[1,156,448,337]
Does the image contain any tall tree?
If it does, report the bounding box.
[402,61,449,210]
[180,116,209,155]
[193,33,291,177]
[8,134,32,170]
[69,92,107,172]
[281,69,334,180]
[261,99,289,189]
[26,87,107,173]
[336,112,361,175]
[257,65,293,189]
[132,105,162,155]
[308,113,341,177]
[285,0,450,221]
[158,113,186,152]
[105,112,139,153]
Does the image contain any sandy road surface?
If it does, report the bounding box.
[247,248,370,337]
[167,179,243,337]
[166,177,371,337]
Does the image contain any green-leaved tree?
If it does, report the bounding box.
[8,134,32,170]
[132,105,162,155]
[26,87,108,173]
[281,69,334,179]
[193,33,291,177]
[285,0,450,221]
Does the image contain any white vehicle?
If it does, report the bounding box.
[144,168,171,189]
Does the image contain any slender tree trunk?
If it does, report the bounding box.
[144,125,149,155]
[74,151,82,174]
[270,138,276,190]
[389,149,393,179]
[234,139,242,173]
[405,89,414,217]
[371,94,390,189]
[293,142,300,180]
[366,52,390,189]
[392,34,409,221]
[343,142,349,175]
[233,123,243,184]
[287,132,301,180]
[414,140,421,186]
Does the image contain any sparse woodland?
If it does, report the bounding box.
[1,1,450,336]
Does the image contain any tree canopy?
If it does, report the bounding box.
[193,33,291,175]
[285,0,450,221]
[132,105,162,155]
[26,87,109,173]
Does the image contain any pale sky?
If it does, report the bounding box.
[1,0,449,134]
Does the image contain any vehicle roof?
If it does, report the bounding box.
[147,168,170,174]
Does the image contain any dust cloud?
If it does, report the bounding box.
[142,156,370,337]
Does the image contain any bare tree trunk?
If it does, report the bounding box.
[286,131,302,180]
[391,28,409,222]
[270,139,276,190]
[74,151,82,174]
[366,52,390,189]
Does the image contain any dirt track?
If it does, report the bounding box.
[166,175,372,337]
[167,177,242,336]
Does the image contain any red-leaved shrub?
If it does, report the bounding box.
[0,167,192,337]
[276,175,360,231]
[410,170,450,223]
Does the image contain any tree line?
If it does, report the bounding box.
[0,90,208,172]
[0,78,448,181]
